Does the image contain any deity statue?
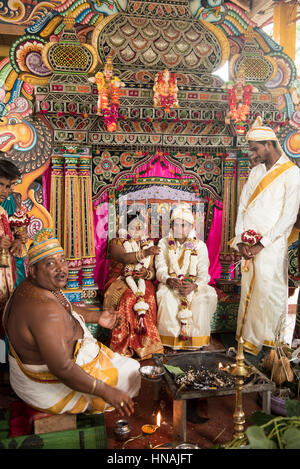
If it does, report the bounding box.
[223,69,258,134]
[153,69,179,113]
[89,57,124,132]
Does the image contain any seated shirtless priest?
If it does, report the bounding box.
[155,204,218,350]
[3,229,141,416]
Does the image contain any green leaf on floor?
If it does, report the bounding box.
[163,364,185,376]
[283,428,300,449]
[246,426,277,449]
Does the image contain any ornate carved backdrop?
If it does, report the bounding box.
[92,150,224,293]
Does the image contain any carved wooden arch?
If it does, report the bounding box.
[92,151,222,243]
[92,151,222,201]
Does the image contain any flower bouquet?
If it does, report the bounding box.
[241,229,262,272]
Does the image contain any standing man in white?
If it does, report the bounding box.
[231,117,300,355]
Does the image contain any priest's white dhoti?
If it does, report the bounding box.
[8,310,141,414]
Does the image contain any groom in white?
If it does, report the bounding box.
[155,204,218,350]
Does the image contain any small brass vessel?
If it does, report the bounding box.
[0,248,9,268]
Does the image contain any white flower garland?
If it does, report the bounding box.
[121,236,153,331]
[168,240,198,278]
[167,231,198,339]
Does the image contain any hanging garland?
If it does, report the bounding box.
[224,72,258,135]
[121,235,154,335]
[227,84,252,123]
[167,233,198,340]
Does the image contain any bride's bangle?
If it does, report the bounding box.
[91,378,97,394]
[136,249,145,262]
[145,269,153,280]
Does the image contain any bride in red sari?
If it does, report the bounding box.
[103,212,164,359]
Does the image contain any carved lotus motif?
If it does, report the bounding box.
[132,34,149,51]
[93,14,227,73]
[142,47,159,64]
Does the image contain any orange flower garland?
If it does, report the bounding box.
[227,84,252,123]
[224,72,257,134]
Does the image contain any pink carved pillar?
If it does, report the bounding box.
[79,153,97,304]
[219,152,237,280]
[63,154,82,301]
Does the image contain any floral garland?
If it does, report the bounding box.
[167,234,198,341]
[9,209,30,230]
[103,76,122,133]
[121,235,153,335]
[227,84,252,123]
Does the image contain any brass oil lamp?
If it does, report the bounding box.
[221,337,255,439]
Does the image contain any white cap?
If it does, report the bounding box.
[246,116,283,154]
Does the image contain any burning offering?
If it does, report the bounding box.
[164,364,236,391]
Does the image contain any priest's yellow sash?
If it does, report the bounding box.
[246,160,295,210]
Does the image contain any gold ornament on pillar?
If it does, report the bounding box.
[42,13,98,75]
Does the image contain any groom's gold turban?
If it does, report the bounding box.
[171,204,194,225]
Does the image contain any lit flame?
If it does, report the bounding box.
[218,362,223,369]
[156,411,161,427]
